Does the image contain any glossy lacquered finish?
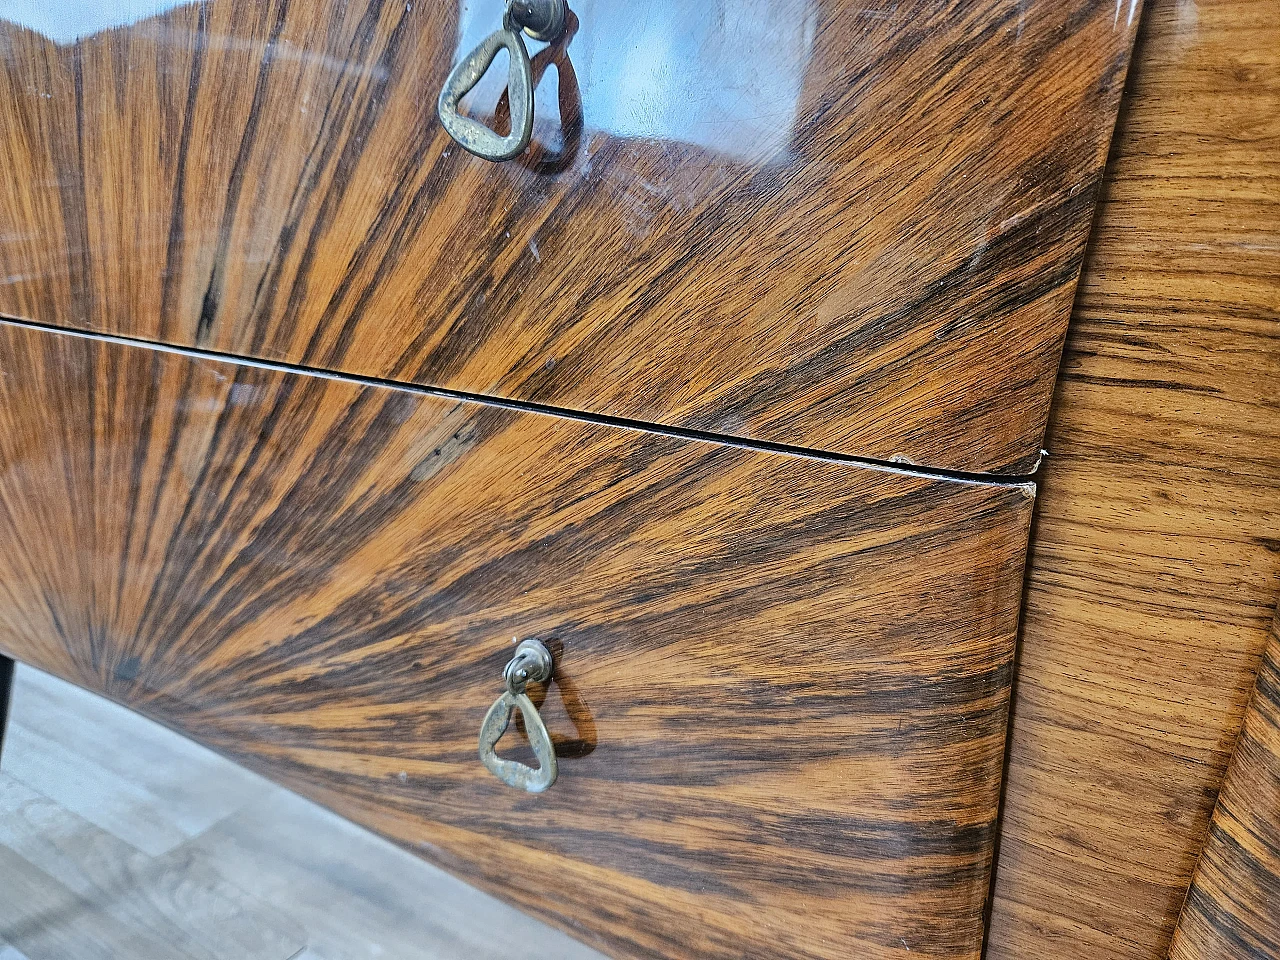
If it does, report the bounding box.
[986,0,1280,956]
[0,321,1034,959]
[1170,613,1280,960]
[0,0,1138,473]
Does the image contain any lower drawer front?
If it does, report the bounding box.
[0,321,1032,960]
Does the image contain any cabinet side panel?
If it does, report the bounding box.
[1170,613,1280,960]
[988,0,1280,956]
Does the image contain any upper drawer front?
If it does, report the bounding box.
[0,321,1032,960]
[0,0,1136,473]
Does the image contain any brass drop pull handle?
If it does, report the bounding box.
[437,0,568,162]
[478,639,558,792]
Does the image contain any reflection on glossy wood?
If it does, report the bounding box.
[0,0,1138,473]
[986,0,1280,956]
[0,321,1034,960]
[1169,613,1280,960]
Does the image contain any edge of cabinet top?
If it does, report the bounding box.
[0,0,1139,474]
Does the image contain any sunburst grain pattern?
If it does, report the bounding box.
[0,0,1138,473]
[0,319,1034,960]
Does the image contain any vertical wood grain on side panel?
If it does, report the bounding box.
[0,0,1139,473]
[987,0,1280,957]
[0,321,1034,960]
[1169,613,1280,960]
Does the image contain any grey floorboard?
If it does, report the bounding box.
[4,669,269,856]
[0,772,304,960]
[1,665,607,960]
[182,787,606,960]
[0,844,194,960]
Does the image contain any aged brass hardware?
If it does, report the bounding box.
[478,638,558,792]
[437,0,568,162]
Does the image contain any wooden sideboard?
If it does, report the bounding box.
[0,1,1274,958]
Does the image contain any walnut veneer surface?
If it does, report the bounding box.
[0,319,1035,960]
[0,0,1139,473]
[986,0,1280,956]
[2,0,1276,957]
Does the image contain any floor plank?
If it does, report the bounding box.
[0,844,198,960]
[0,772,304,960]
[1,665,605,960]
[3,669,269,856]
[183,787,607,960]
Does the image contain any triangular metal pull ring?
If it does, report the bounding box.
[478,638,558,792]
[437,26,534,162]
[478,689,558,793]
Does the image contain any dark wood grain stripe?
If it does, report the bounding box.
[157,2,211,341]
[195,0,293,347]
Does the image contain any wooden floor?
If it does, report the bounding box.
[0,664,606,960]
